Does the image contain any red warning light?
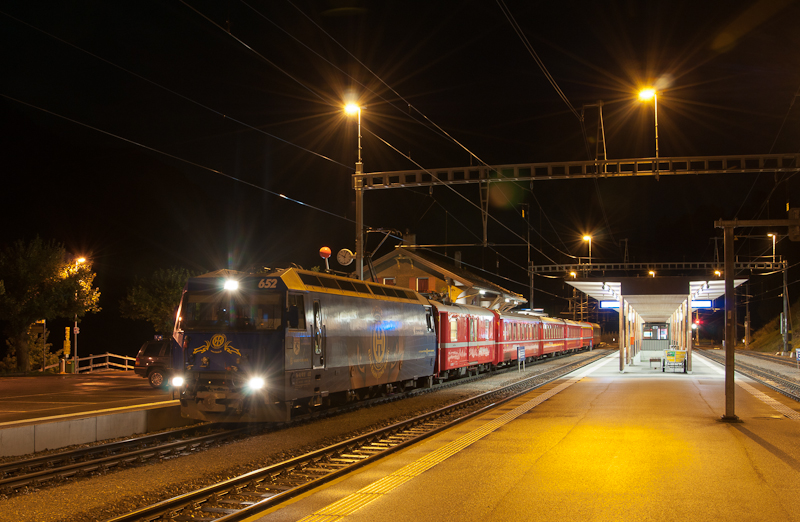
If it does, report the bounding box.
[319,246,331,259]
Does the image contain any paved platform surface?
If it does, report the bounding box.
[259,352,800,522]
[0,372,174,425]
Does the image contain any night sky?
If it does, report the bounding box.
[1,0,799,356]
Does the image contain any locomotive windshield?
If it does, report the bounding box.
[180,290,283,331]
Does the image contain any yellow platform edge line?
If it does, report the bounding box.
[296,366,602,522]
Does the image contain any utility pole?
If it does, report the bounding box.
[745,282,750,349]
[783,259,791,354]
[714,215,800,420]
[523,203,533,308]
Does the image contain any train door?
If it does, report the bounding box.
[468,316,476,364]
[285,293,311,370]
[312,300,326,368]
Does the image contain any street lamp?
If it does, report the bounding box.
[767,233,776,263]
[638,88,659,179]
[345,103,364,280]
[583,235,592,266]
[74,257,86,373]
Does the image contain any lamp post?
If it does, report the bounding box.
[345,103,364,280]
[767,233,776,263]
[638,88,659,179]
[583,235,592,266]
[73,257,85,373]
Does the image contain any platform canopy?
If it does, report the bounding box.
[566,277,747,322]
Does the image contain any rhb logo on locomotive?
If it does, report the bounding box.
[193,333,242,356]
[368,308,387,378]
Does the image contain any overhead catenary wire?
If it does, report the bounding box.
[733,81,800,249]
[2,5,555,293]
[4,2,562,283]
[0,8,350,170]
[494,0,581,121]
[279,0,584,264]
[495,0,617,253]
[0,92,353,225]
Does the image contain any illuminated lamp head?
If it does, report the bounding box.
[224,280,239,291]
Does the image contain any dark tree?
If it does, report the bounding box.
[0,237,100,372]
[120,267,194,335]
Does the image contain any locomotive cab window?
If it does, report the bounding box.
[181,290,282,331]
[425,307,435,333]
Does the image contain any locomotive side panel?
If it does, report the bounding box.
[281,292,436,403]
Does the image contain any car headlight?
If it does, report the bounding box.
[248,377,265,390]
[171,376,184,387]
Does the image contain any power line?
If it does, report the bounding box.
[0,8,350,171]
[0,92,353,225]
[495,0,581,121]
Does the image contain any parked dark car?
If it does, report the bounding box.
[134,339,172,388]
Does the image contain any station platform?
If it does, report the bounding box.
[0,372,193,456]
[259,352,800,522]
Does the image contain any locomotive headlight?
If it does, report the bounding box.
[248,377,265,390]
[171,376,185,387]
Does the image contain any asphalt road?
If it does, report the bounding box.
[0,371,175,425]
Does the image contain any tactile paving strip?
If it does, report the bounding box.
[297,364,602,522]
[737,381,800,420]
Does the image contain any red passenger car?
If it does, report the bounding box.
[495,311,543,364]
[431,302,496,378]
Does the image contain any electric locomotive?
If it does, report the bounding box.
[171,268,437,422]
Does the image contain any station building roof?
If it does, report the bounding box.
[566,276,747,323]
[370,246,526,310]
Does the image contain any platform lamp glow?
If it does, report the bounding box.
[638,88,659,179]
[345,103,364,280]
[73,257,86,373]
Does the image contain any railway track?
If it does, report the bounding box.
[735,349,800,369]
[697,349,800,401]
[0,349,600,497]
[106,349,609,522]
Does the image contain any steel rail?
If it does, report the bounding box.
[735,350,800,369]
[106,350,610,522]
[697,350,800,401]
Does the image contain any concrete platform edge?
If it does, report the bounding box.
[0,405,197,457]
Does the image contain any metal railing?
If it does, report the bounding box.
[75,352,136,373]
[29,353,135,374]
